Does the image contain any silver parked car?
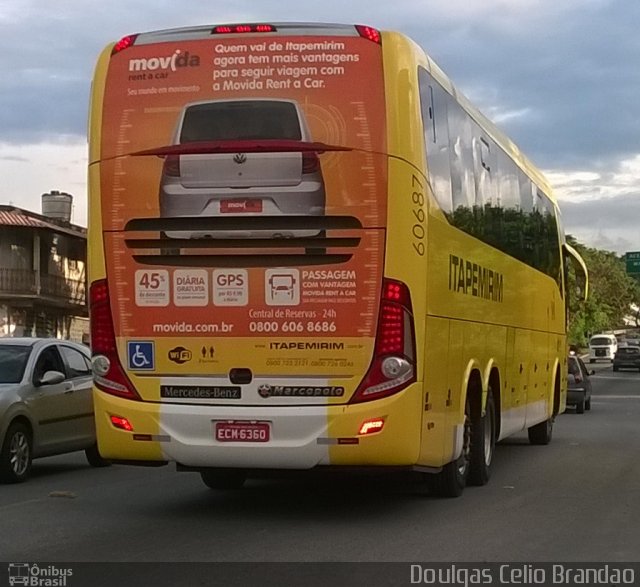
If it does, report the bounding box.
[159,98,326,239]
[0,338,109,483]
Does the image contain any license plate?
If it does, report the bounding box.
[220,199,263,213]
[215,421,270,443]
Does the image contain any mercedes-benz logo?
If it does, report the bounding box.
[233,153,247,164]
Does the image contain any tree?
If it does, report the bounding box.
[566,236,638,346]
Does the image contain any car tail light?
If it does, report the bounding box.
[350,279,416,403]
[90,280,140,400]
[355,25,381,44]
[162,155,181,177]
[302,151,320,174]
[112,34,138,55]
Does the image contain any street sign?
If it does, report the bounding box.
[626,251,640,274]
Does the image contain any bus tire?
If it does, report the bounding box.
[527,417,553,445]
[85,443,111,468]
[200,468,246,490]
[428,400,471,497]
[428,459,466,498]
[468,389,496,486]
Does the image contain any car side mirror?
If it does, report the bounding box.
[39,370,65,386]
[589,370,595,376]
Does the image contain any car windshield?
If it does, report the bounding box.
[0,345,32,384]
[590,337,613,346]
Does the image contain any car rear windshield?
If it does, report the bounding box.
[590,337,613,346]
[619,346,640,354]
[0,345,32,383]
[180,101,302,142]
[568,358,580,375]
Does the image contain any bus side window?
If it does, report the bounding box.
[448,101,476,212]
[418,67,452,213]
[473,135,495,207]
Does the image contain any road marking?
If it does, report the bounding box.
[594,395,640,399]
[593,375,640,380]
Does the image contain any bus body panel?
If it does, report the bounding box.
[89,22,579,481]
[94,28,390,410]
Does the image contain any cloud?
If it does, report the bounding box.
[0,139,87,224]
[549,154,640,254]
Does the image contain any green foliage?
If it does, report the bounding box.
[566,236,640,346]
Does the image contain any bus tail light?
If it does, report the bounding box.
[355,25,381,44]
[211,24,277,34]
[90,279,141,401]
[350,279,416,403]
[112,34,138,55]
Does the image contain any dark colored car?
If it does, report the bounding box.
[567,354,593,414]
[0,338,109,483]
[613,343,640,372]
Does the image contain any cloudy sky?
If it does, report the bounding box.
[1,0,639,255]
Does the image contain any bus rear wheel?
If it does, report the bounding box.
[200,468,246,490]
[428,401,471,498]
[528,417,553,445]
[468,389,496,486]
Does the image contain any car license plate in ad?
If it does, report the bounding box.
[220,199,263,213]
[215,421,270,443]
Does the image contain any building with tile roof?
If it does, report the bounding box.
[0,198,88,342]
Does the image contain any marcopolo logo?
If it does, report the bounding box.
[258,384,345,398]
[129,49,201,72]
[7,563,73,586]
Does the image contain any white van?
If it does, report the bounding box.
[589,334,618,363]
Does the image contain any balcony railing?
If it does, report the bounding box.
[0,268,86,305]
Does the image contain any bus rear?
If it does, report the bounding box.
[88,23,425,484]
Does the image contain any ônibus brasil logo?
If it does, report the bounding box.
[128,50,200,72]
[7,563,73,586]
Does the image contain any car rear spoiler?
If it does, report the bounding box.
[130,140,352,157]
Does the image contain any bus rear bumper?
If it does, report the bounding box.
[94,385,423,469]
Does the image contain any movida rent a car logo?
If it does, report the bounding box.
[128,50,200,73]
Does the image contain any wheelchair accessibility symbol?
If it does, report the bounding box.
[127,341,155,370]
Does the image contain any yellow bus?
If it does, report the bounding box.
[88,22,588,496]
